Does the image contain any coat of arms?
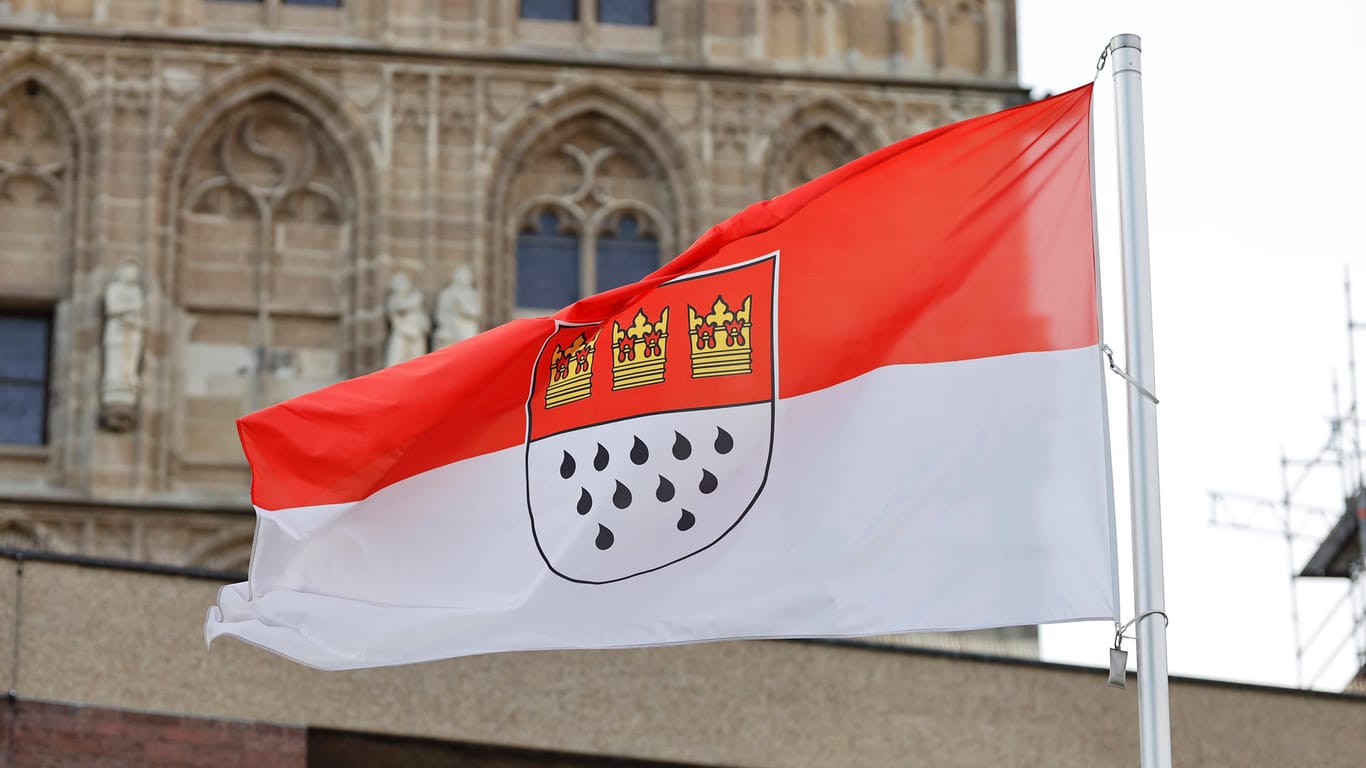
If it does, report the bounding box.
[525,254,777,583]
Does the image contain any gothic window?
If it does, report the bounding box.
[174,95,355,466]
[520,0,654,25]
[596,212,658,292]
[598,0,653,26]
[522,0,577,20]
[516,209,581,312]
[0,79,75,297]
[506,116,676,317]
[764,122,862,199]
[944,0,985,74]
[0,312,51,446]
[0,76,75,449]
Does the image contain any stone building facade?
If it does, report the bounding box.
[3,5,1363,767]
[0,0,1024,581]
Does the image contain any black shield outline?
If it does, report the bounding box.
[523,252,779,584]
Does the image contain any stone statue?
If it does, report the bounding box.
[384,271,430,367]
[99,260,146,431]
[432,264,482,349]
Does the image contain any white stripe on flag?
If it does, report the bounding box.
[208,345,1116,670]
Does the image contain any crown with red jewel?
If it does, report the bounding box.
[611,307,669,391]
[546,332,596,408]
[687,294,752,378]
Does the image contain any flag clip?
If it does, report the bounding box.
[1094,44,1111,82]
[1107,647,1128,689]
[1107,610,1169,691]
[1101,344,1159,404]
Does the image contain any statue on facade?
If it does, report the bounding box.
[384,271,430,367]
[431,264,482,350]
[99,260,146,432]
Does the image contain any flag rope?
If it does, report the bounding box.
[1102,343,1160,404]
[1113,609,1170,650]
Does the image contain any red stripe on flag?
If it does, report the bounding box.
[239,84,1097,511]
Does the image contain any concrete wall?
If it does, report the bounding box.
[1,556,1361,767]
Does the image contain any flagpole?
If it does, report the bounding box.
[1110,33,1172,768]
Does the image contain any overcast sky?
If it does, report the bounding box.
[1016,1,1366,690]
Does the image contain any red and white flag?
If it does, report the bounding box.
[206,85,1118,670]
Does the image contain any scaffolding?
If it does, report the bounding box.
[1207,271,1366,692]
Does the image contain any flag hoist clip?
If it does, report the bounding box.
[1108,610,1170,689]
[1101,344,1159,405]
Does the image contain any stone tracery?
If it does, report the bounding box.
[172,94,357,468]
[504,112,675,315]
[0,79,75,289]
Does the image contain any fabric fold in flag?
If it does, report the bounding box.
[205,84,1118,670]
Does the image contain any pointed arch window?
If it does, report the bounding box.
[521,0,577,20]
[599,0,653,25]
[596,212,658,293]
[0,313,51,446]
[514,207,662,315]
[505,116,678,318]
[173,95,357,468]
[516,209,582,312]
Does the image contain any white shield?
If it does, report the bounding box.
[525,255,777,584]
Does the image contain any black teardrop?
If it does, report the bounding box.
[595,524,615,550]
[630,436,649,465]
[577,487,592,515]
[714,427,734,455]
[593,443,610,471]
[656,475,676,503]
[559,451,576,479]
[699,469,718,494]
[677,509,696,532]
[672,431,692,460]
[613,480,633,509]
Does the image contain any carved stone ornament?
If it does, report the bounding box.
[100,260,146,432]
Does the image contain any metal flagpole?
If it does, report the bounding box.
[1110,33,1173,768]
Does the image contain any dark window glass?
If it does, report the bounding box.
[283,0,342,6]
[521,0,577,21]
[517,210,581,310]
[596,213,658,293]
[0,314,50,446]
[599,0,653,25]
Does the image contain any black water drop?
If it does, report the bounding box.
[672,431,692,460]
[577,487,592,515]
[656,475,675,503]
[595,523,615,550]
[613,480,633,509]
[559,451,576,479]
[593,443,610,471]
[677,509,696,531]
[714,427,734,455]
[699,469,718,494]
[630,436,649,465]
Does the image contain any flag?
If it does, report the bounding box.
[205,84,1118,670]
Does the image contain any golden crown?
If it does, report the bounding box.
[687,294,752,378]
[546,332,596,408]
[611,307,669,391]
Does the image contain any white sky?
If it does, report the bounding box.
[1017,1,1366,689]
